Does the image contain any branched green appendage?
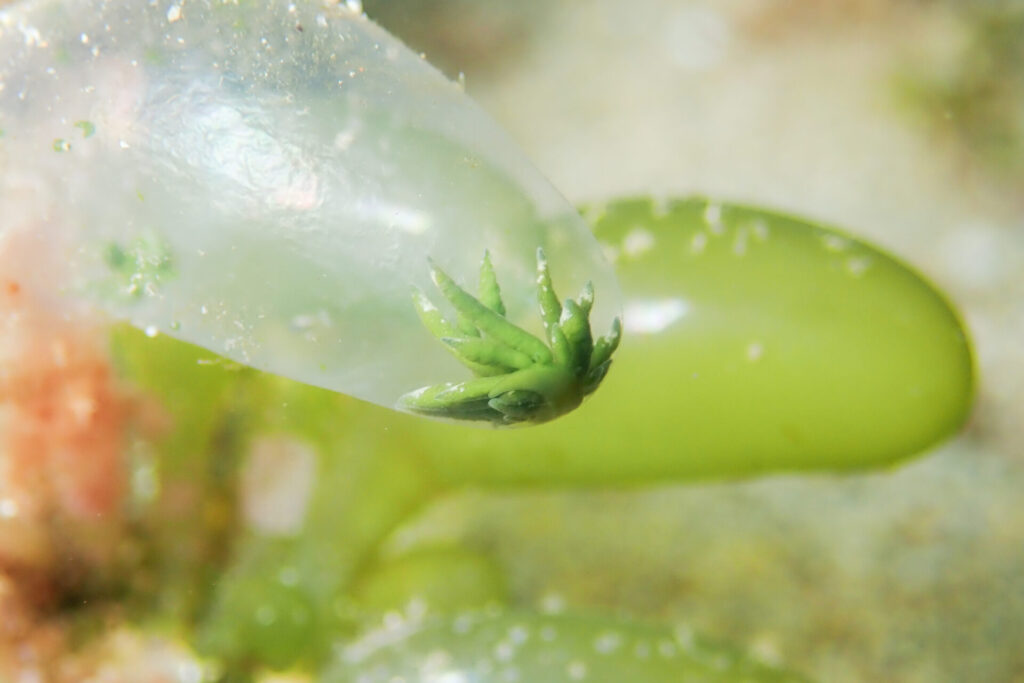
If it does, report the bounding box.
[400,249,621,425]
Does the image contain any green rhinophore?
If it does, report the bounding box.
[399,250,622,425]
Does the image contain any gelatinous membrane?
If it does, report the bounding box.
[0,0,619,418]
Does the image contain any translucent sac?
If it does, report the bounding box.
[0,0,620,419]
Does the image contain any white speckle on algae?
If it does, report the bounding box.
[821,234,850,252]
[703,202,723,234]
[493,640,515,662]
[845,256,872,277]
[623,227,656,257]
[732,226,748,256]
[566,659,588,680]
[593,630,623,654]
[690,231,708,253]
[507,624,529,645]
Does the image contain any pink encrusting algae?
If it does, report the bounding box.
[0,229,128,522]
[0,226,129,680]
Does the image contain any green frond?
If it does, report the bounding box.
[535,248,572,367]
[442,337,534,372]
[412,287,458,339]
[430,261,552,365]
[577,281,595,317]
[589,317,622,372]
[478,250,506,316]
[560,298,593,376]
[403,250,623,425]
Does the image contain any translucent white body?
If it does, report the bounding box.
[0,0,620,415]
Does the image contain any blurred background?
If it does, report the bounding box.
[362,1,1024,681]
[1,1,1021,681]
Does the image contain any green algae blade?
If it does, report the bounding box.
[412,197,975,484]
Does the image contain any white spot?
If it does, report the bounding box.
[540,593,566,614]
[623,298,689,334]
[746,342,763,362]
[166,3,183,23]
[345,0,364,14]
[540,626,558,642]
[290,310,333,341]
[494,641,515,662]
[278,567,300,587]
[751,219,770,242]
[144,325,159,338]
[508,625,529,645]
[732,228,748,256]
[749,632,783,667]
[17,24,44,47]
[623,228,656,257]
[427,673,470,683]
[566,660,588,680]
[594,631,623,654]
[132,458,159,503]
[704,202,724,234]
[80,33,89,44]
[355,202,430,235]
[0,499,18,519]
[334,129,357,150]
[822,234,850,252]
[240,436,317,536]
[690,232,708,254]
[845,256,871,277]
